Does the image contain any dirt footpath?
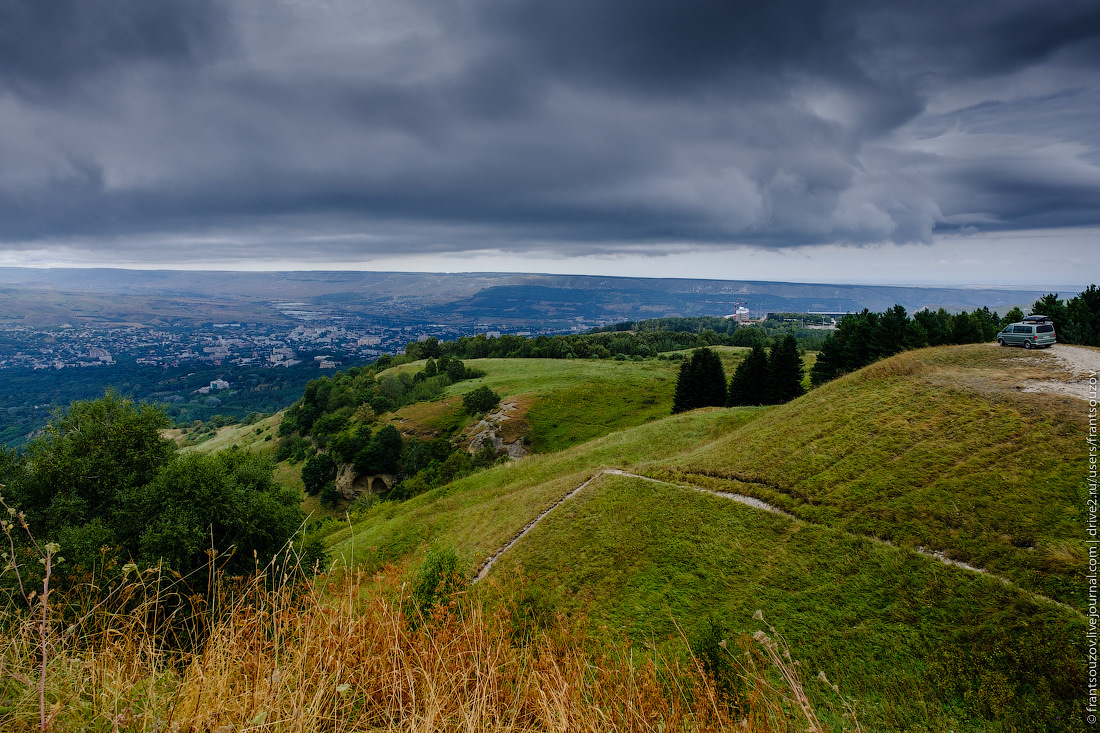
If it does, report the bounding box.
[1020,343,1100,400]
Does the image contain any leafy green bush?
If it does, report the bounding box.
[411,547,466,620]
[275,435,312,463]
[319,481,341,508]
[301,452,337,496]
[352,425,403,475]
[0,393,304,586]
[462,386,501,415]
[331,424,372,464]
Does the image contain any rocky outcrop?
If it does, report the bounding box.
[334,465,394,501]
[465,400,529,459]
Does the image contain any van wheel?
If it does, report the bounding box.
[1024,341,1033,349]
[997,338,1005,346]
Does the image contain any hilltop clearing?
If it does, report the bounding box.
[1018,342,1100,400]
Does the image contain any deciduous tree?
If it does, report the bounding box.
[2,394,302,584]
[302,452,338,496]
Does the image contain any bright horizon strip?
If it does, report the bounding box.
[0,227,1093,292]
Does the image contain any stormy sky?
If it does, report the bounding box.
[0,0,1097,286]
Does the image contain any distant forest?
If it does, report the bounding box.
[403,315,823,362]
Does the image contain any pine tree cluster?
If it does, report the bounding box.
[727,335,805,407]
[672,337,805,414]
[672,348,727,413]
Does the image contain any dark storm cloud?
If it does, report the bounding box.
[0,0,1096,262]
[0,0,227,97]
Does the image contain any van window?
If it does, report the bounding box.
[1037,324,1054,333]
[1013,325,1030,334]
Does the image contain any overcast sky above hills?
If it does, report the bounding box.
[0,0,1096,288]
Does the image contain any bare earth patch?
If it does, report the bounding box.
[1019,344,1100,401]
[464,399,531,459]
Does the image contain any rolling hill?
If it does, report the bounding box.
[324,343,1089,731]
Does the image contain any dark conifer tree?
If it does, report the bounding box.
[809,335,843,387]
[1065,284,1100,346]
[671,359,694,414]
[914,308,952,346]
[671,348,727,413]
[948,310,982,344]
[728,344,769,406]
[764,334,805,405]
[902,319,929,350]
[694,348,728,408]
[1032,293,1068,333]
[869,305,908,360]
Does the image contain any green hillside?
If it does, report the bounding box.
[503,472,1079,732]
[652,344,1086,608]
[326,343,1087,732]
[396,354,687,451]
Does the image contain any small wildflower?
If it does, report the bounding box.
[752,609,764,621]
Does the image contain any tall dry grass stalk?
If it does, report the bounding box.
[1,560,831,732]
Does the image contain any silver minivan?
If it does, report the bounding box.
[996,315,1057,349]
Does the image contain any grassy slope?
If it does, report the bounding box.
[427,356,685,451]
[327,407,763,567]
[502,473,1081,732]
[649,345,1085,608]
[174,414,282,454]
[392,347,806,452]
[177,348,754,458]
[326,344,1085,732]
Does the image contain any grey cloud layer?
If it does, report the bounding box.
[0,0,1096,261]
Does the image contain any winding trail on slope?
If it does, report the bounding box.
[473,468,1083,618]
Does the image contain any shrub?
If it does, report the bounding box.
[411,547,467,620]
[462,386,501,415]
[301,452,338,496]
[319,481,341,508]
[1,394,305,588]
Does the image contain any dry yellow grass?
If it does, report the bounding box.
[0,562,834,732]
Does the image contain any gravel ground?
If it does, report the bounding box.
[1020,343,1100,400]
